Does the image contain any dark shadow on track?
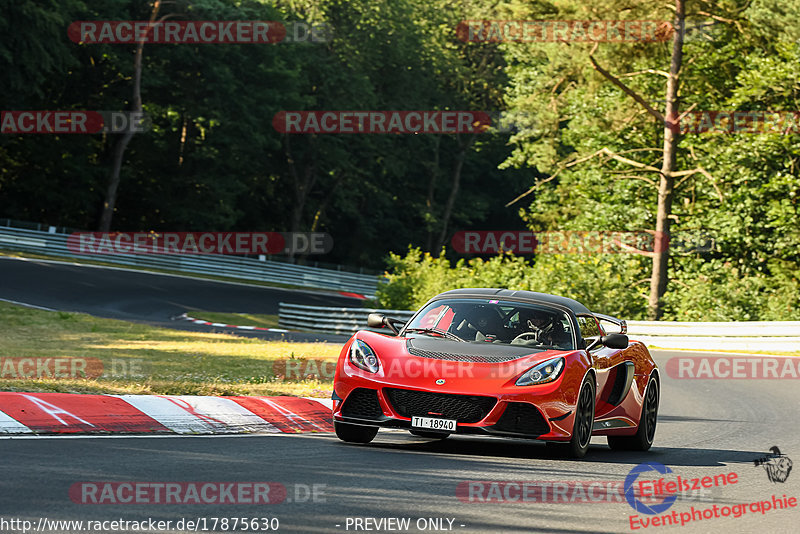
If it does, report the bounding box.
[350,432,762,468]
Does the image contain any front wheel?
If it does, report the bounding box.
[608,376,658,451]
[551,377,595,458]
[334,421,378,444]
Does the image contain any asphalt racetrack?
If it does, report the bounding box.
[2,357,798,533]
[1,255,798,533]
[0,256,357,342]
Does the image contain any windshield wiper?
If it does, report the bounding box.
[404,327,466,342]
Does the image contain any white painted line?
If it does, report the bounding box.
[305,397,333,409]
[0,297,56,312]
[0,432,318,440]
[650,348,800,358]
[20,393,95,427]
[0,410,32,434]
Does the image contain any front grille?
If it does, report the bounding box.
[384,388,496,423]
[341,388,382,419]
[492,402,550,436]
[407,346,527,363]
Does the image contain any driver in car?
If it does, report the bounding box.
[455,305,503,342]
[518,311,571,348]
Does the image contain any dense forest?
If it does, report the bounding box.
[1,0,798,320]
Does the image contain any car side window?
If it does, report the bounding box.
[577,315,601,349]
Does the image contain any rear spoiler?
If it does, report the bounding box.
[592,312,627,334]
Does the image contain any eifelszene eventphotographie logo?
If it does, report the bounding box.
[753,446,793,483]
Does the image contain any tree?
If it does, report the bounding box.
[500,0,741,319]
[99,0,163,231]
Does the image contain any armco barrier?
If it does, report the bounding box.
[625,321,800,351]
[278,303,415,335]
[0,225,380,297]
[279,304,800,351]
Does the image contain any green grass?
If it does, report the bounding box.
[0,301,342,397]
[187,310,281,329]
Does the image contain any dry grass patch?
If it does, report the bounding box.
[0,302,341,396]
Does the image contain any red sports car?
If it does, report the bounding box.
[331,288,659,458]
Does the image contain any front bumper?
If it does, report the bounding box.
[332,385,574,441]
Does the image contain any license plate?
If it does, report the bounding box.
[411,416,456,432]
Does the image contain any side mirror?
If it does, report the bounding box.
[367,313,385,328]
[367,313,401,335]
[601,333,629,349]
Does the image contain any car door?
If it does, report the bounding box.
[579,314,634,417]
[576,314,611,400]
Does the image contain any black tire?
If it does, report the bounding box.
[409,430,450,439]
[608,376,659,451]
[551,377,595,458]
[334,421,379,444]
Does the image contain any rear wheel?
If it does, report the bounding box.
[608,376,658,451]
[334,421,378,444]
[550,377,595,458]
[409,430,450,439]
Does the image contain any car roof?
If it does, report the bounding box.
[431,288,592,315]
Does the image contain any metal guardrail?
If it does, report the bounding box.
[626,321,800,352]
[0,225,380,296]
[625,321,800,337]
[279,303,415,335]
[278,304,800,351]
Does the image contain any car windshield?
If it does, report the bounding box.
[404,298,575,350]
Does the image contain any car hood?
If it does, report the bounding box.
[406,335,541,362]
[350,331,572,387]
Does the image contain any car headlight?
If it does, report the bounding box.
[516,357,564,386]
[349,339,380,373]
